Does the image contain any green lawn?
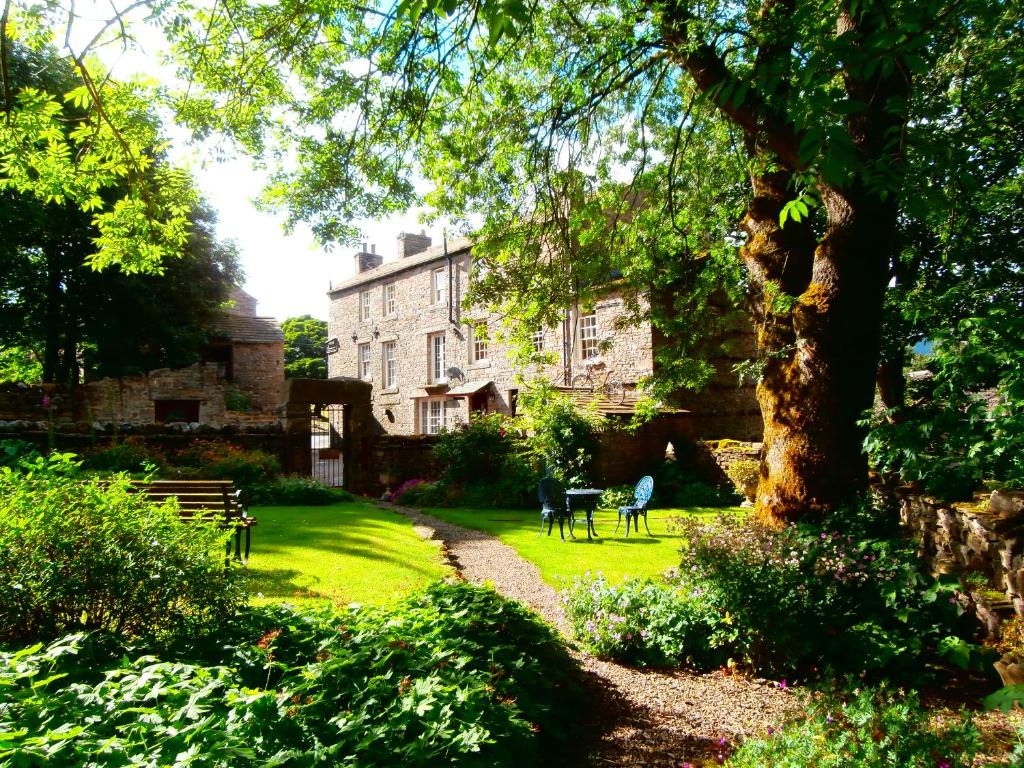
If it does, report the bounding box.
[244,502,451,608]
[423,505,742,589]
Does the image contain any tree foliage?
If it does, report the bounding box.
[0,45,240,384]
[154,0,1023,518]
[282,315,328,379]
[0,38,195,273]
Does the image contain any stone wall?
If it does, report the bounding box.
[232,342,285,412]
[370,434,442,494]
[0,382,73,422]
[592,413,695,487]
[897,488,1024,628]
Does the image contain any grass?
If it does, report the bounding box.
[422,505,743,589]
[244,501,451,608]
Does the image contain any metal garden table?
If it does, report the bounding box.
[565,488,604,541]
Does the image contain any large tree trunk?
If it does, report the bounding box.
[747,183,893,524]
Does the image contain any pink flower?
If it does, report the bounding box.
[41,395,51,408]
[778,679,787,690]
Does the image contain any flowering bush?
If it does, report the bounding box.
[562,573,729,668]
[81,436,166,474]
[433,414,539,508]
[388,477,428,503]
[673,502,965,678]
[725,687,979,768]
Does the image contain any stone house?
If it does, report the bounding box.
[80,287,285,426]
[327,234,761,439]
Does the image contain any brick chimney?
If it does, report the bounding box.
[355,242,383,273]
[397,230,432,259]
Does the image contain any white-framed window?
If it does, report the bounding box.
[359,290,371,321]
[471,323,489,363]
[383,283,396,316]
[531,326,544,354]
[579,313,599,360]
[428,332,446,383]
[382,341,397,388]
[358,343,371,380]
[419,397,447,435]
[431,267,447,305]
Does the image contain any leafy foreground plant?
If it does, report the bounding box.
[0,454,242,645]
[725,687,979,768]
[0,582,587,768]
[564,501,970,680]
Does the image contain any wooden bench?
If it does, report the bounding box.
[131,479,257,565]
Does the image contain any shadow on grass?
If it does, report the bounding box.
[244,568,328,600]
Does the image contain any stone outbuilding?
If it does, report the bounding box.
[79,287,285,426]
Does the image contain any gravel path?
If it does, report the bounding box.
[388,504,803,766]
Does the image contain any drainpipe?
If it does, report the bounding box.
[445,230,454,325]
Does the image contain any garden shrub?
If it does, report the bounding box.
[518,385,602,487]
[0,582,587,768]
[562,573,728,668]
[433,414,539,507]
[0,438,39,469]
[725,687,979,768]
[599,484,634,509]
[80,436,166,474]
[672,501,965,678]
[246,475,354,505]
[398,479,454,507]
[0,454,242,645]
[169,440,281,486]
[655,459,740,507]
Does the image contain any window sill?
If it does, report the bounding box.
[468,360,491,370]
[380,387,399,395]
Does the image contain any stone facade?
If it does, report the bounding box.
[328,234,756,436]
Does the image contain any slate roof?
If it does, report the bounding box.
[210,314,284,344]
[329,237,474,294]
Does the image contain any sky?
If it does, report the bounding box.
[183,150,443,323]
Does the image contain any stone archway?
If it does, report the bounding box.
[282,378,374,495]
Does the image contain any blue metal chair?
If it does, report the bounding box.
[539,476,574,540]
[615,475,654,536]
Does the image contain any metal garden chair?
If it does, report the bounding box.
[615,475,654,536]
[539,476,574,541]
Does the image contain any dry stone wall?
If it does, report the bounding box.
[897,488,1024,627]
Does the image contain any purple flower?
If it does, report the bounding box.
[41,394,51,408]
[937,761,951,768]
[778,679,788,690]
[767,725,775,735]
[826,715,833,723]
[718,736,727,746]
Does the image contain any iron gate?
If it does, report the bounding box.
[310,403,344,487]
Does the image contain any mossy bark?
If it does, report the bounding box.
[743,179,893,525]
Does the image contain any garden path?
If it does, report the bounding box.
[389,504,802,766]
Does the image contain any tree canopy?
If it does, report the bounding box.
[282,315,328,379]
[0,46,241,384]
[2,0,1020,520]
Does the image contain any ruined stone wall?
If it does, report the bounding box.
[328,249,656,435]
[897,488,1024,628]
[0,361,284,429]
[232,341,285,412]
